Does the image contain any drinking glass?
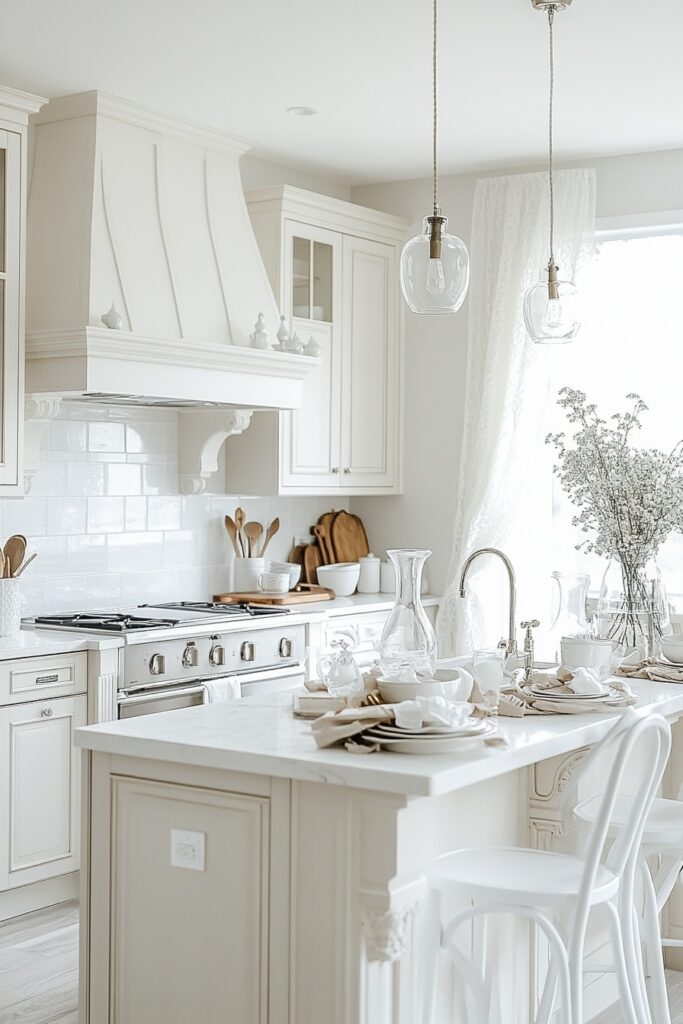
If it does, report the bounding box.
[473,647,505,714]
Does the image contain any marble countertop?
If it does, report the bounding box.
[0,629,123,660]
[75,679,683,797]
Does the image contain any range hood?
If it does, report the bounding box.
[25,91,317,409]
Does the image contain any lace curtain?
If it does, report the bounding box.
[437,169,597,656]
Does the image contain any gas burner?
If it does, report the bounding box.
[142,602,289,617]
[34,613,180,633]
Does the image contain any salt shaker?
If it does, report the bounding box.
[357,553,380,594]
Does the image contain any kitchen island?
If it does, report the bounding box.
[76,682,683,1024]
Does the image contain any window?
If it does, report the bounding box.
[549,227,683,610]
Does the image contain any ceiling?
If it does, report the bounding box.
[0,0,681,184]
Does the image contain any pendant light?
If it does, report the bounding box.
[524,0,580,343]
[399,0,469,316]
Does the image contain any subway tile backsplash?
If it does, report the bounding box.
[8,402,348,616]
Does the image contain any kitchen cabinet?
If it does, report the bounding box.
[0,694,86,890]
[226,186,407,496]
[0,88,45,493]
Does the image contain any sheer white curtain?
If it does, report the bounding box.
[437,169,596,656]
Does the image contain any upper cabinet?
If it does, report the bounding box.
[226,187,408,496]
[0,87,45,494]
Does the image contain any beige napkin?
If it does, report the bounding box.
[616,658,683,684]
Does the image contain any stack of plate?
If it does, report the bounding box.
[527,683,615,703]
[363,717,496,754]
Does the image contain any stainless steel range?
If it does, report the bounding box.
[32,603,307,719]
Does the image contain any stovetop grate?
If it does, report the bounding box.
[34,613,180,632]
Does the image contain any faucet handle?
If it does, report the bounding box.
[521,619,541,634]
[520,620,541,682]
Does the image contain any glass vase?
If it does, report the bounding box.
[596,555,672,658]
[548,571,593,663]
[379,549,437,677]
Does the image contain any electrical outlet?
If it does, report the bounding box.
[170,829,206,871]
[293,534,310,547]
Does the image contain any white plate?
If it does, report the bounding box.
[367,723,497,754]
[529,687,610,700]
[369,720,488,738]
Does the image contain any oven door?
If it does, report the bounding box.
[118,682,208,719]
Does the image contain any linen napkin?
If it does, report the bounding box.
[510,670,638,715]
[616,658,683,684]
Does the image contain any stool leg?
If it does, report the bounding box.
[606,900,642,1024]
[642,863,672,1024]
[422,888,443,1024]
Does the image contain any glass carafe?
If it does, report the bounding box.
[548,571,593,663]
[379,549,437,677]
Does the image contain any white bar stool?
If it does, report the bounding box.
[574,780,683,1024]
[423,712,671,1024]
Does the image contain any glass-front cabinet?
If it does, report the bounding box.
[0,88,46,494]
[235,186,408,496]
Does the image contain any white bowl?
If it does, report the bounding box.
[316,562,360,596]
[377,669,474,704]
[269,560,301,589]
[560,637,615,673]
[660,636,683,665]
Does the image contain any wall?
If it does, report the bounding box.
[349,146,683,596]
[240,154,351,201]
[11,401,345,617]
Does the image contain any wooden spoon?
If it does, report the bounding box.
[243,521,263,559]
[223,515,242,557]
[313,524,333,564]
[259,517,280,558]
[4,535,26,578]
[235,508,246,557]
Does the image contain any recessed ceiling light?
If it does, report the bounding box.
[286,106,317,117]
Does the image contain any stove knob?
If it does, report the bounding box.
[279,637,293,659]
[149,653,166,676]
[240,641,256,663]
[182,642,199,668]
[209,643,225,667]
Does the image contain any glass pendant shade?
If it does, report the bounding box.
[523,266,580,344]
[400,215,470,315]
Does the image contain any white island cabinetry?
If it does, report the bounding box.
[77,680,683,1024]
[226,186,407,496]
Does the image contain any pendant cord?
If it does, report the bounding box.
[547,6,555,266]
[432,0,439,216]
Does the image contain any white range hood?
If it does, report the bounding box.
[25,91,317,410]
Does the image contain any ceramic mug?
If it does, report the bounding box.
[258,571,290,595]
[560,636,615,678]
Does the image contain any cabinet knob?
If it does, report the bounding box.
[331,467,339,474]
[343,468,351,474]
[41,707,54,718]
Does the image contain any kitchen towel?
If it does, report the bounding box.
[616,658,683,684]
[203,679,240,703]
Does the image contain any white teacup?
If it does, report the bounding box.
[258,571,290,595]
[560,636,616,679]
[269,560,301,589]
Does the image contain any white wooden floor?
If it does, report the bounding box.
[1,901,683,1024]
[0,901,78,1024]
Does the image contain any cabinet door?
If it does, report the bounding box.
[280,221,343,489]
[0,129,23,493]
[341,235,400,490]
[0,694,85,890]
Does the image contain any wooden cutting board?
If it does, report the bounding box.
[304,542,323,584]
[213,585,334,605]
[329,510,370,563]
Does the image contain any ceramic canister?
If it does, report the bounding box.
[357,553,381,594]
[233,557,264,593]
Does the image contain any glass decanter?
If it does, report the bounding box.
[548,571,593,663]
[379,549,437,677]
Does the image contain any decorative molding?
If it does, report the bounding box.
[99,158,133,332]
[32,91,253,156]
[363,903,417,963]
[245,184,410,245]
[26,328,320,378]
[92,672,118,723]
[153,143,183,338]
[531,747,589,803]
[178,409,254,494]
[23,397,62,494]
[0,86,47,121]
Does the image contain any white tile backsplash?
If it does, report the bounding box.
[7,402,348,615]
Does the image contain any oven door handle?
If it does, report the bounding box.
[118,683,209,708]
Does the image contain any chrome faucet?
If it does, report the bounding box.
[459,548,518,656]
